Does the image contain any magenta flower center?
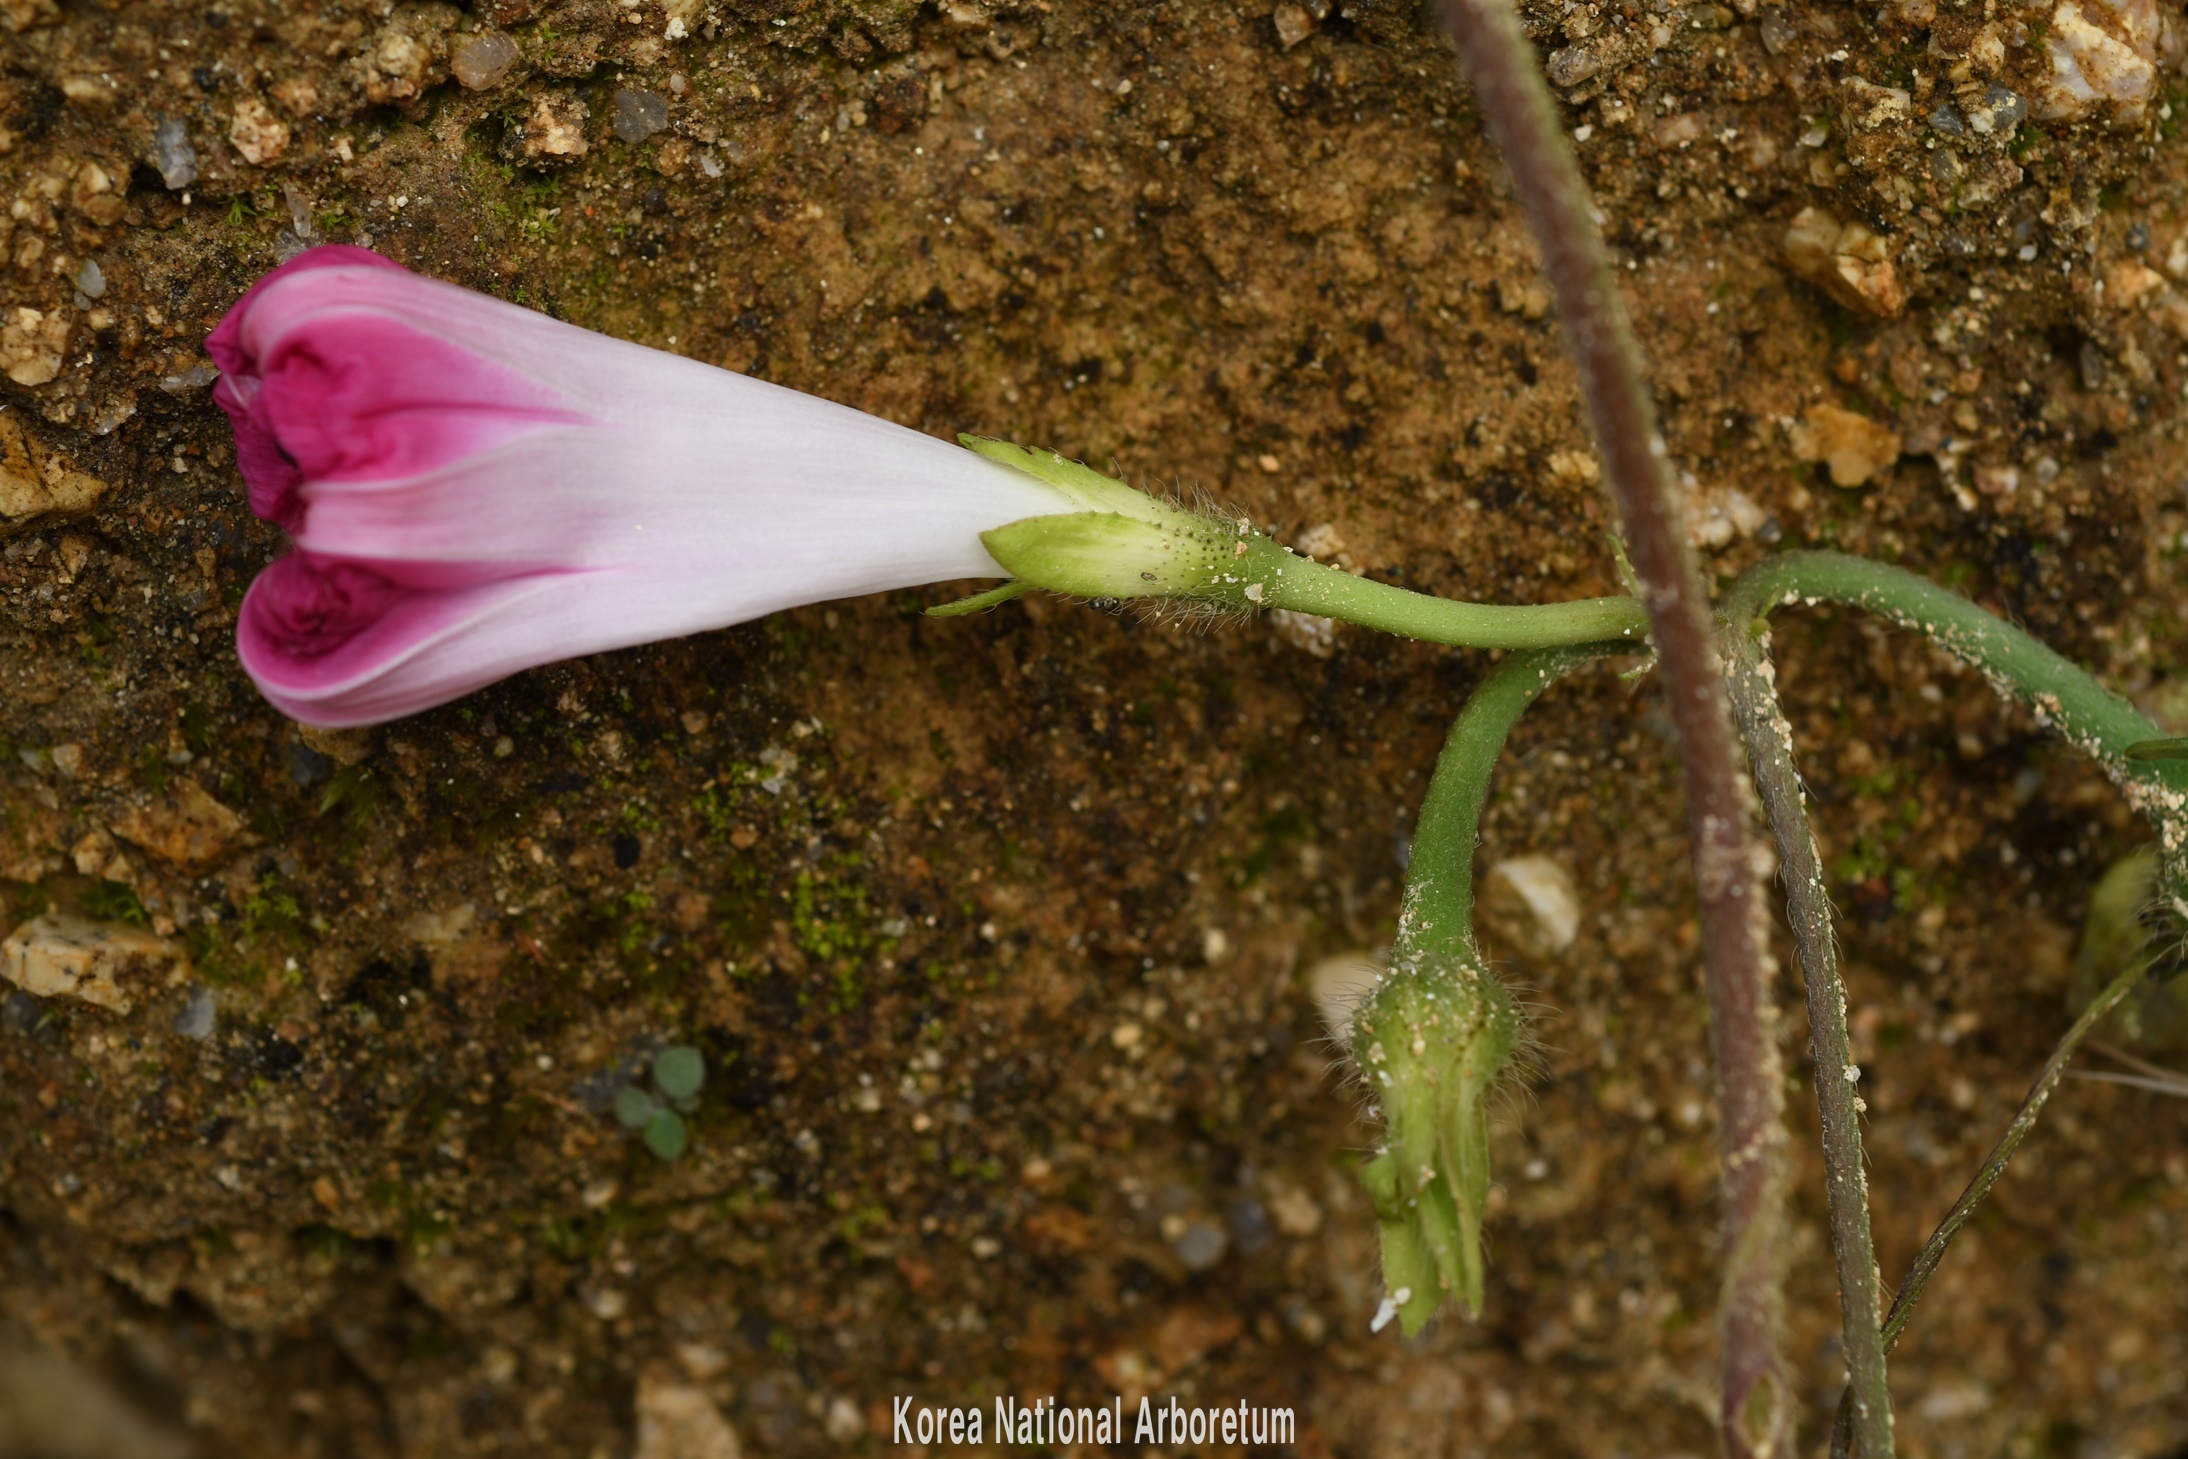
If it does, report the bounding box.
[250,552,407,660]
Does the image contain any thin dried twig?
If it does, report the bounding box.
[1426,1,1788,1449]
[2070,1068,2188,1096]
[1827,955,2153,1455]
[2077,1042,2188,1098]
[1722,624,1895,1459]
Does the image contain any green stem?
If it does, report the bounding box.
[1723,551,2187,839]
[1723,627,1895,1459]
[1394,643,1627,965]
[1724,547,2186,1458]
[1249,539,1649,651]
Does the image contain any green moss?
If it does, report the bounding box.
[319,764,383,826]
[791,869,873,963]
[81,879,149,926]
[690,783,741,838]
[300,1224,357,1261]
[370,1177,456,1254]
[836,1202,889,1243]
[242,881,302,940]
[616,890,655,959]
[183,924,247,986]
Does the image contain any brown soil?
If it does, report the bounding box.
[3,0,2187,1456]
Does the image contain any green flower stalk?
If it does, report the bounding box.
[1724,551,2188,877]
[938,439,1649,651]
[1352,642,1626,1334]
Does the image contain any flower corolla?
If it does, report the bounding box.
[208,246,1071,726]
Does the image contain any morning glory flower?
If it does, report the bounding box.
[207,246,1073,726]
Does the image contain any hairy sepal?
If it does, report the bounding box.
[1352,954,1522,1331]
[965,437,1300,610]
[981,511,1238,602]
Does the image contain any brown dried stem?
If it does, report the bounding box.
[1427,0,1789,1449]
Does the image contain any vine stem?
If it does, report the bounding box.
[1429,0,1790,1449]
[1722,623,1896,1459]
[1396,643,1626,964]
[1824,952,2150,1455]
[1879,953,2153,1333]
[1725,551,2186,843]
[1257,553,1648,651]
[1718,550,2179,1457]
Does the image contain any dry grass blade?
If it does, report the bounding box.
[2071,1043,2188,1098]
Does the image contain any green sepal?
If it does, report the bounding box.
[959,436,1171,523]
[960,436,1296,610]
[1363,1152,1446,1337]
[1352,955,1521,1330]
[981,513,1234,602]
[925,581,1031,617]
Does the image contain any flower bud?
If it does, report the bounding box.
[1352,951,1522,1332]
[2072,845,2188,1049]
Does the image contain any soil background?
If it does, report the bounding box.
[2,0,2187,1455]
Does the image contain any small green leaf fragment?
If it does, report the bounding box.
[1604,530,1644,600]
[613,1085,659,1130]
[653,1045,706,1103]
[643,1108,688,1161]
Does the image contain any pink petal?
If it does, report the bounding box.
[255,310,589,484]
[209,246,408,527]
[238,556,569,727]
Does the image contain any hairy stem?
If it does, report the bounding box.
[1257,548,1648,651]
[1428,0,1789,1448]
[1723,624,1895,1459]
[1395,643,1626,964]
[1826,952,2152,1457]
[1721,549,2188,1457]
[1726,551,2187,843]
[1362,641,1628,1331]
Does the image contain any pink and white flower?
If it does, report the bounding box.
[208,246,1069,727]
